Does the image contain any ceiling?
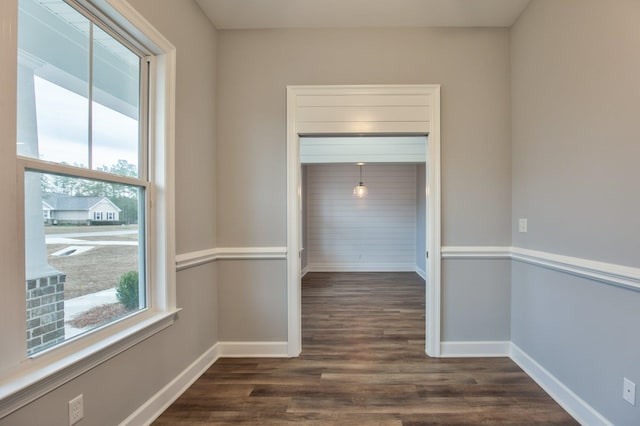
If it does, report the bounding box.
[195,0,531,30]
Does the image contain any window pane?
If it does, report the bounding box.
[17,0,90,166]
[17,0,142,178]
[26,171,146,355]
[92,26,141,177]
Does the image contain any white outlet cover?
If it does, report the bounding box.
[69,394,84,425]
[518,218,528,233]
[623,378,636,406]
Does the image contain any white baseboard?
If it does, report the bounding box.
[440,341,510,358]
[301,266,309,278]
[510,343,611,426]
[217,341,289,358]
[307,263,416,272]
[119,343,221,426]
[415,266,427,280]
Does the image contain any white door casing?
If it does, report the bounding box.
[286,84,441,357]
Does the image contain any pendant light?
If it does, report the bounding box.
[353,163,368,197]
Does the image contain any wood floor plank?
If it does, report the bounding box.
[154,272,577,425]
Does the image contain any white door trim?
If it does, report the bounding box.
[286,84,442,357]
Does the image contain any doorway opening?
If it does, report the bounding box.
[301,161,426,274]
[286,85,441,358]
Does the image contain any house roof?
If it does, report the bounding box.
[42,193,122,212]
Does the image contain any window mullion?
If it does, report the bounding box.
[139,57,150,181]
[88,22,93,170]
[18,156,149,189]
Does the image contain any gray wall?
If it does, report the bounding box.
[511,0,640,266]
[218,260,288,341]
[0,0,219,424]
[216,27,513,342]
[511,0,640,424]
[443,259,511,341]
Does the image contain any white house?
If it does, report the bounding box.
[42,194,121,225]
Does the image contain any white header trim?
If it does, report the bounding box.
[300,136,426,164]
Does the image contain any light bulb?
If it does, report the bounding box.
[353,183,368,197]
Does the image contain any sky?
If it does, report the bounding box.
[32,75,139,172]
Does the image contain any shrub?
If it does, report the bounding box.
[116,271,139,310]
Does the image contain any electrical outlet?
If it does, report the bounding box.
[623,378,636,406]
[69,394,84,425]
[518,218,528,233]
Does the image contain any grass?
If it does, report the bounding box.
[45,225,140,300]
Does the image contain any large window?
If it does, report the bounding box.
[18,0,149,356]
[1,0,175,414]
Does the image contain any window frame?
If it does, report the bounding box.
[0,0,177,418]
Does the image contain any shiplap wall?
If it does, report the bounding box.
[305,164,417,271]
[295,92,431,134]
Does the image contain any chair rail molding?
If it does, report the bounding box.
[176,247,287,271]
[441,246,511,259]
[441,245,640,291]
[510,247,640,292]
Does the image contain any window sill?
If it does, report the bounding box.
[0,308,180,419]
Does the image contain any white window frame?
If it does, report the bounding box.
[94,211,103,221]
[107,211,114,221]
[0,0,176,418]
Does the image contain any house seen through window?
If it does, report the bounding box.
[18,0,149,355]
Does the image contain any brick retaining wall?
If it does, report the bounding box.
[26,273,66,355]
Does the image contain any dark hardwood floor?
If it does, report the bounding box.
[154,272,577,425]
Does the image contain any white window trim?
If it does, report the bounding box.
[0,0,177,418]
